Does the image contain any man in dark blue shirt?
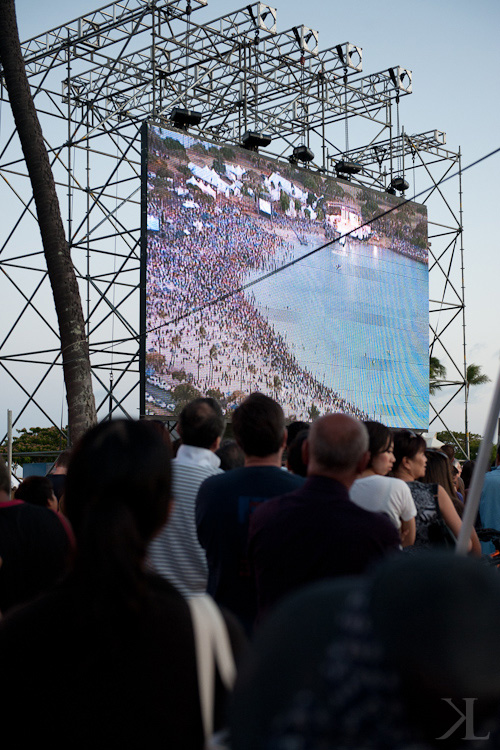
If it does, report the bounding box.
[196,393,304,632]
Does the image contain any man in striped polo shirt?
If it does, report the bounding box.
[146,397,225,596]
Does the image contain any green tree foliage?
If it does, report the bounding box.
[146,353,165,373]
[212,157,226,176]
[301,172,321,193]
[156,166,173,180]
[280,190,290,213]
[171,369,187,382]
[206,387,223,401]
[430,356,447,395]
[162,137,187,157]
[360,194,380,224]
[172,383,202,411]
[191,142,208,155]
[1,426,67,464]
[466,364,491,393]
[219,146,236,161]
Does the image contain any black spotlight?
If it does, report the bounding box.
[335,160,363,176]
[241,130,272,151]
[390,176,409,193]
[169,107,202,130]
[292,145,314,163]
[385,185,397,195]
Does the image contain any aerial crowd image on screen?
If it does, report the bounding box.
[144,124,429,428]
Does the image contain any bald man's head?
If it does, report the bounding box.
[306,414,369,483]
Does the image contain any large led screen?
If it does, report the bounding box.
[144,124,429,428]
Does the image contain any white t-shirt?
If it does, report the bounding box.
[350,474,416,530]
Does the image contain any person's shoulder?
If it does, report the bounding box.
[273,468,305,489]
[146,572,191,606]
[484,467,500,485]
[0,584,69,644]
[173,461,222,482]
[348,495,399,538]
[356,475,408,491]
[250,481,302,524]
[10,501,70,537]
[367,508,401,543]
[198,468,237,492]
[381,475,413,497]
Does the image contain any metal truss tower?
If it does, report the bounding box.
[0,0,466,448]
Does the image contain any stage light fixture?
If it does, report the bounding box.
[241,130,272,151]
[335,160,363,176]
[292,145,314,163]
[169,107,202,130]
[390,176,409,193]
[385,185,397,195]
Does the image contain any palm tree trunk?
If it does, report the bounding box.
[0,0,97,443]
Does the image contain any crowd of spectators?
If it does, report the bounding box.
[146,188,369,421]
[1,395,500,749]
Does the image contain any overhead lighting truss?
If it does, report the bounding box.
[0,0,467,451]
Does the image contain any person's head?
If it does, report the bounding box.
[424,449,458,501]
[216,439,245,471]
[392,429,427,479]
[147,419,173,449]
[178,397,225,450]
[306,413,369,486]
[441,444,455,462]
[232,392,286,458]
[65,419,172,551]
[371,554,500,739]
[286,429,309,477]
[64,419,172,620]
[0,456,10,497]
[461,460,475,490]
[51,449,72,474]
[363,420,394,476]
[286,421,310,448]
[496,444,500,467]
[15,476,58,511]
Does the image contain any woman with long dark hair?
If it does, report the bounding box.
[424,449,464,516]
[0,419,243,748]
[392,430,480,554]
[350,421,416,546]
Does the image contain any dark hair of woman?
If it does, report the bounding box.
[14,475,57,509]
[64,419,172,622]
[216,439,245,471]
[391,429,427,473]
[424,449,463,516]
[286,429,309,477]
[461,460,475,491]
[363,421,392,468]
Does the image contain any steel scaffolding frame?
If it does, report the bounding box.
[0,0,466,447]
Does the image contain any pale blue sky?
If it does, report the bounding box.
[13,0,500,436]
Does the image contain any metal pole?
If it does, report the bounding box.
[459,147,469,457]
[109,371,114,420]
[7,410,12,496]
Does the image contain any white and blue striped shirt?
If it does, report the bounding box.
[146,444,222,597]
